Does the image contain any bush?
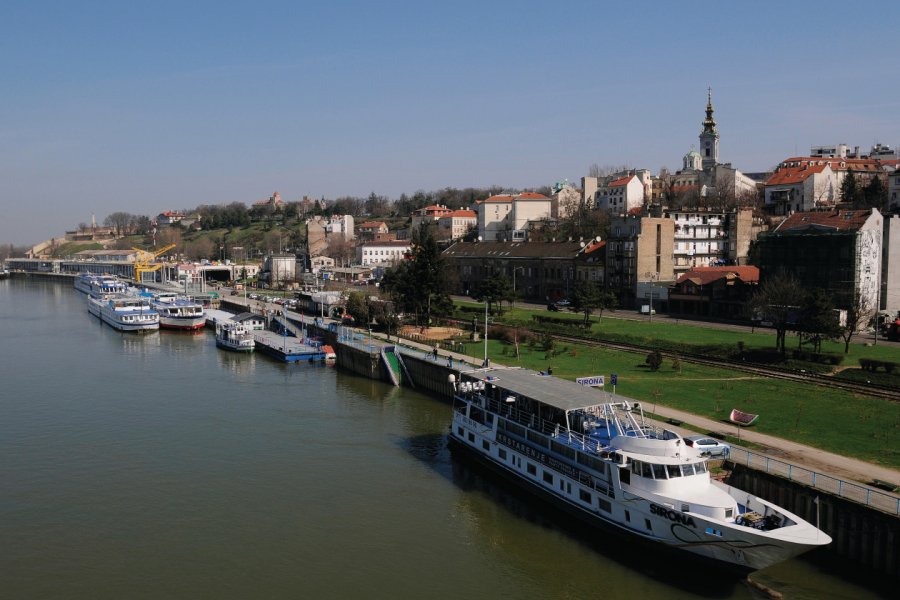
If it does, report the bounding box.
[646,350,663,371]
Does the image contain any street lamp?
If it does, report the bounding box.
[645,271,658,322]
[483,299,489,368]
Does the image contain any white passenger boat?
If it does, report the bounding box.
[215,321,255,352]
[448,369,831,573]
[150,293,206,330]
[87,294,159,332]
[74,273,129,296]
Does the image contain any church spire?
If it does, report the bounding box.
[699,87,719,169]
[702,86,718,137]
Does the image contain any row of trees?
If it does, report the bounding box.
[841,171,889,211]
[750,272,871,354]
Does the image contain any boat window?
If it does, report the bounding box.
[631,460,641,475]
[682,463,695,476]
[666,464,682,478]
[652,464,667,479]
[641,462,653,479]
[694,462,707,474]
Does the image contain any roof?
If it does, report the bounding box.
[360,240,411,248]
[358,221,387,229]
[439,210,477,219]
[766,164,828,186]
[460,366,609,412]
[516,192,551,200]
[233,312,263,322]
[675,266,760,286]
[477,195,515,204]
[779,156,883,172]
[775,209,875,233]
[443,240,586,259]
[608,175,636,187]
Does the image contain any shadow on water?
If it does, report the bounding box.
[399,433,747,598]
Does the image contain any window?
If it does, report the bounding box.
[625,510,631,523]
[598,498,612,513]
[579,489,592,503]
[543,472,553,484]
[527,463,537,476]
[499,449,507,460]
[645,519,652,531]
[457,427,464,436]
[482,440,490,451]
[468,432,475,443]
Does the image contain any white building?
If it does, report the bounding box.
[764,163,837,214]
[595,175,644,213]
[326,214,355,239]
[552,182,582,219]
[475,193,552,241]
[437,209,477,240]
[358,240,411,266]
[888,165,900,210]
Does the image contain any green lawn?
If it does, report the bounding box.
[455,336,900,469]
[454,300,900,366]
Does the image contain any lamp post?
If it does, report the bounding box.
[483,299,489,368]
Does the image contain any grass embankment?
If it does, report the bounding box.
[449,334,900,469]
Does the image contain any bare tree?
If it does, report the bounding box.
[587,163,630,178]
[750,271,805,354]
[840,292,876,353]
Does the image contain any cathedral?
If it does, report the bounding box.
[670,89,758,203]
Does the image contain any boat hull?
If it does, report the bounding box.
[159,316,206,330]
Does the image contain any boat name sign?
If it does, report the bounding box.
[576,375,605,387]
[496,432,591,483]
[650,503,697,528]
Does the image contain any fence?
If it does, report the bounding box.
[730,448,900,515]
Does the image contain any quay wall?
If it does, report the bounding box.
[10,271,75,284]
[399,353,458,400]
[727,463,899,578]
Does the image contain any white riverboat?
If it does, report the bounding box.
[74,273,129,296]
[87,294,159,332]
[150,293,206,330]
[215,321,255,352]
[448,368,831,573]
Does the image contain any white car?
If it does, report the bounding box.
[683,435,731,457]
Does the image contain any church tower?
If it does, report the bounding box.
[699,87,719,170]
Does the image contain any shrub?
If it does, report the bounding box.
[646,350,663,371]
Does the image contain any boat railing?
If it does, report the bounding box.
[730,448,900,516]
[462,392,610,456]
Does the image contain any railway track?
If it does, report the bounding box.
[549,332,900,401]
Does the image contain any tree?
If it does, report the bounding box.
[798,288,840,353]
[840,171,860,205]
[645,350,663,371]
[570,281,605,327]
[104,212,133,237]
[472,272,514,315]
[345,291,370,326]
[750,271,806,354]
[861,176,887,211]
[381,223,452,326]
[840,291,876,353]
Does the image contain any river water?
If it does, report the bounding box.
[0,279,887,599]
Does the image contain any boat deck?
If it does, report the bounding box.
[252,330,327,362]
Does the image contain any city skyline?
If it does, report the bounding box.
[2,0,899,245]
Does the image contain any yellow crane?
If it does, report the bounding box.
[132,243,176,283]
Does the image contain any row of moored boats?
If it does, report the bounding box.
[74,273,253,352]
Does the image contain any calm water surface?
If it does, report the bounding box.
[0,279,887,599]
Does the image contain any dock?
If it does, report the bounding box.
[252,330,328,362]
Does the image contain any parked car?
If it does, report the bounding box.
[555,299,571,307]
[547,303,560,312]
[683,435,731,457]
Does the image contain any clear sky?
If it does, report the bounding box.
[2,0,898,245]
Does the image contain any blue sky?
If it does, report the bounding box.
[2,1,898,244]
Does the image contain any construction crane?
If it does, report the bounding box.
[132,244,176,283]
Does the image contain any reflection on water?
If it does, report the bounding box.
[0,279,890,600]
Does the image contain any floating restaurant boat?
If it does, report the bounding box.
[215,321,255,352]
[87,294,159,332]
[74,273,129,296]
[150,292,206,330]
[448,369,831,573]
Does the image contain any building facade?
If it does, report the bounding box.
[358,240,410,267]
[668,266,759,319]
[605,216,675,309]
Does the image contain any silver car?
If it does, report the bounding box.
[683,435,731,457]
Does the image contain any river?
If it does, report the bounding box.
[0,278,887,599]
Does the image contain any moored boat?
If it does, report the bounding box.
[75,273,129,296]
[150,292,206,330]
[87,294,159,332]
[448,368,831,573]
[215,321,255,352]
